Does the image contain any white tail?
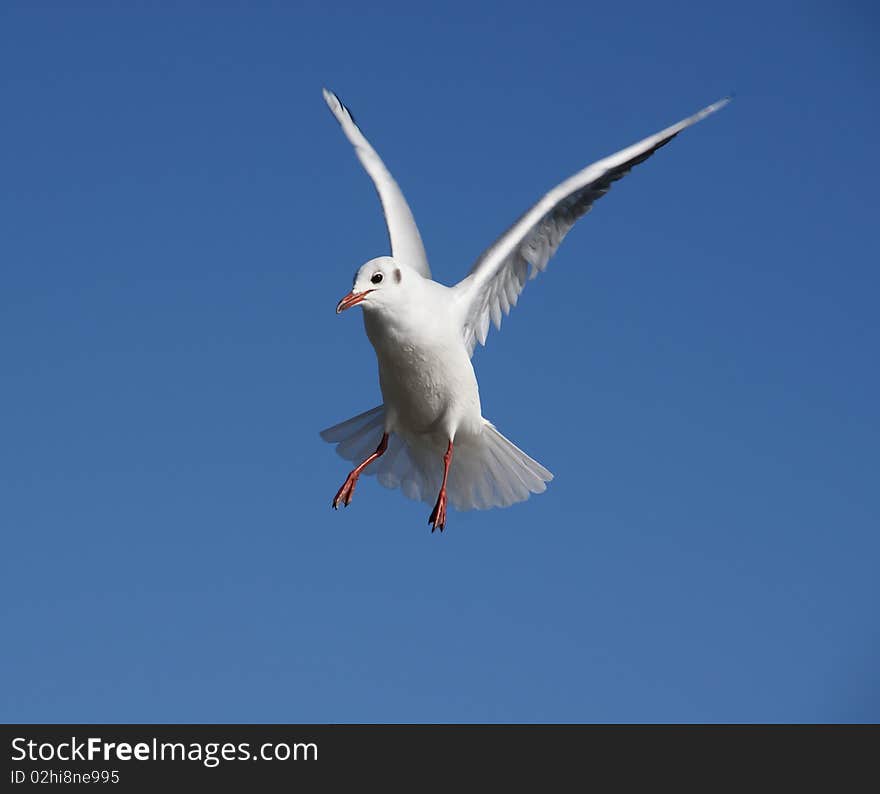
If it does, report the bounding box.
[320,406,553,511]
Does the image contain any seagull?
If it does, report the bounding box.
[320,88,729,531]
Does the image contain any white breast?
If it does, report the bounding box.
[363,284,483,445]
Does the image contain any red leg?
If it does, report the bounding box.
[332,433,388,509]
[428,439,454,532]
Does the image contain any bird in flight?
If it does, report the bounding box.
[320,88,728,531]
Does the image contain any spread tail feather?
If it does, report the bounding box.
[445,421,553,510]
[321,408,553,512]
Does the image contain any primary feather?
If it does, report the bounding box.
[323,89,432,279]
[454,98,731,355]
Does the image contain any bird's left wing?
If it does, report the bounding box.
[453,98,730,355]
[323,89,431,279]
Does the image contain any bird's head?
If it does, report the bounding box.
[335,256,408,315]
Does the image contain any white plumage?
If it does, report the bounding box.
[321,406,550,511]
[320,88,728,530]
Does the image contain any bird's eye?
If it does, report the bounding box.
[370,273,384,285]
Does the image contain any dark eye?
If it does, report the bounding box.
[370,273,383,285]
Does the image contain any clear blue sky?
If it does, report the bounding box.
[2,1,877,723]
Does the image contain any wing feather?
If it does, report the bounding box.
[323,89,431,278]
[454,98,730,354]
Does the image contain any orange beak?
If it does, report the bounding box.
[336,289,373,314]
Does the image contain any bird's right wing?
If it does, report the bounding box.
[323,89,431,279]
[453,98,730,355]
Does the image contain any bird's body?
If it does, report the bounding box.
[363,273,482,448]
[328,258,550,527]
[320,88,729,530]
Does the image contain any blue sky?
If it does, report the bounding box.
[2,1,877,723]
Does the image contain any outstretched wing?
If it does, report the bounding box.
[323,88,431,278]
[454,98,730,355]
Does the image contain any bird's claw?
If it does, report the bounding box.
[428,490,448,533]
[331,475,358,510]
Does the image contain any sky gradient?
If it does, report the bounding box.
[2,1,878,722]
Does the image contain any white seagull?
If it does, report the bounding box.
[320,88,728,531]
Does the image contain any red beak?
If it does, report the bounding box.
[336,289,373,314]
